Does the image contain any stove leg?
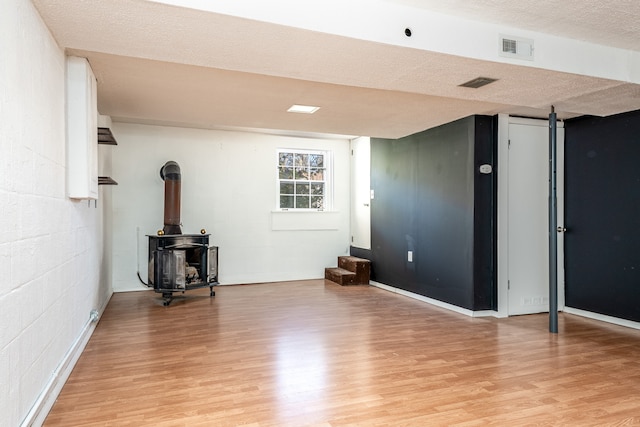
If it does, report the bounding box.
[162,293,173,306]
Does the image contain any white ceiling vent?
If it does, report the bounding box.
[499,34,534,61]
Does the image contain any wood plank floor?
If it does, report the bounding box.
[44,280,640,426]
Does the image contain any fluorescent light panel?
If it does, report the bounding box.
[287,104,320,114]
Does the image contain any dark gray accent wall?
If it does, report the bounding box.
[351,116,496,310]
[564,110,640,322]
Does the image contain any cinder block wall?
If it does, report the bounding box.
[0,1,112,425]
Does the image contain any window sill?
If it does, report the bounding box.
[271,210,340,231]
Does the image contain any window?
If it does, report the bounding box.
[277,149,330,210]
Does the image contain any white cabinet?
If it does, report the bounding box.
[66,56,98,199]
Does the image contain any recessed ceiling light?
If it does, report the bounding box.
[287,104,320,114]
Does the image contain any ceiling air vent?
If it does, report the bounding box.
[499,34,534,61]
[459,77,498,89]
[503,38,517,54]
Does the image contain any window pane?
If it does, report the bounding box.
[279,167,293,179]
[294,153,308,167]
[310,168,324,181]
[295,195,310,208]
[311,196,324,209]
[309,154,324,168]
[278,149,329,211]
[280,182,294,194]
[279,152,293,167]
[296,183,310,195]
[310,183,324,195]
[280,195,294,208]
[294,167,309,180]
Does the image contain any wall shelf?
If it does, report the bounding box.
[98,176,118,185]
[98,127,118,145]
[97,121,118,185]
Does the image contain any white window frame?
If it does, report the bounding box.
[276,148,332,211]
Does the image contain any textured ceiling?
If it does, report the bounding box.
[32,0,640,138]
[391,0,640,51]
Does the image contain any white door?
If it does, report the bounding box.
[350,137,371,249]
[506,119,564,315]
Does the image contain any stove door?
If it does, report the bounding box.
[153,249,186,290]
[207,246,218,283]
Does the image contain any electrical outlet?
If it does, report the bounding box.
[407,251,413,262]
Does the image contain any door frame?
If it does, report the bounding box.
[496,114,566,317]
[350,136,371,250]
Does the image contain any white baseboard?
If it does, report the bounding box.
[563,306,640,330]
[370,281,499,318]
[370,282,640,328]
[21,293,113,427]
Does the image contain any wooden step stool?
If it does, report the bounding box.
[324,256,370,286]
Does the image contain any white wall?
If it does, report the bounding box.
[0,1,112,425]
[111,123,351,291]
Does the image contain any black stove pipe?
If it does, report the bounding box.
[160,161,182,235]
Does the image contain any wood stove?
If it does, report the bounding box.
[145,161,219,305]
[148,233,218,306]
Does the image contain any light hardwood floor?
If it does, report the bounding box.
[44,280,640,426]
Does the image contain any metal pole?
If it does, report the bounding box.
[549,106,558,333]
